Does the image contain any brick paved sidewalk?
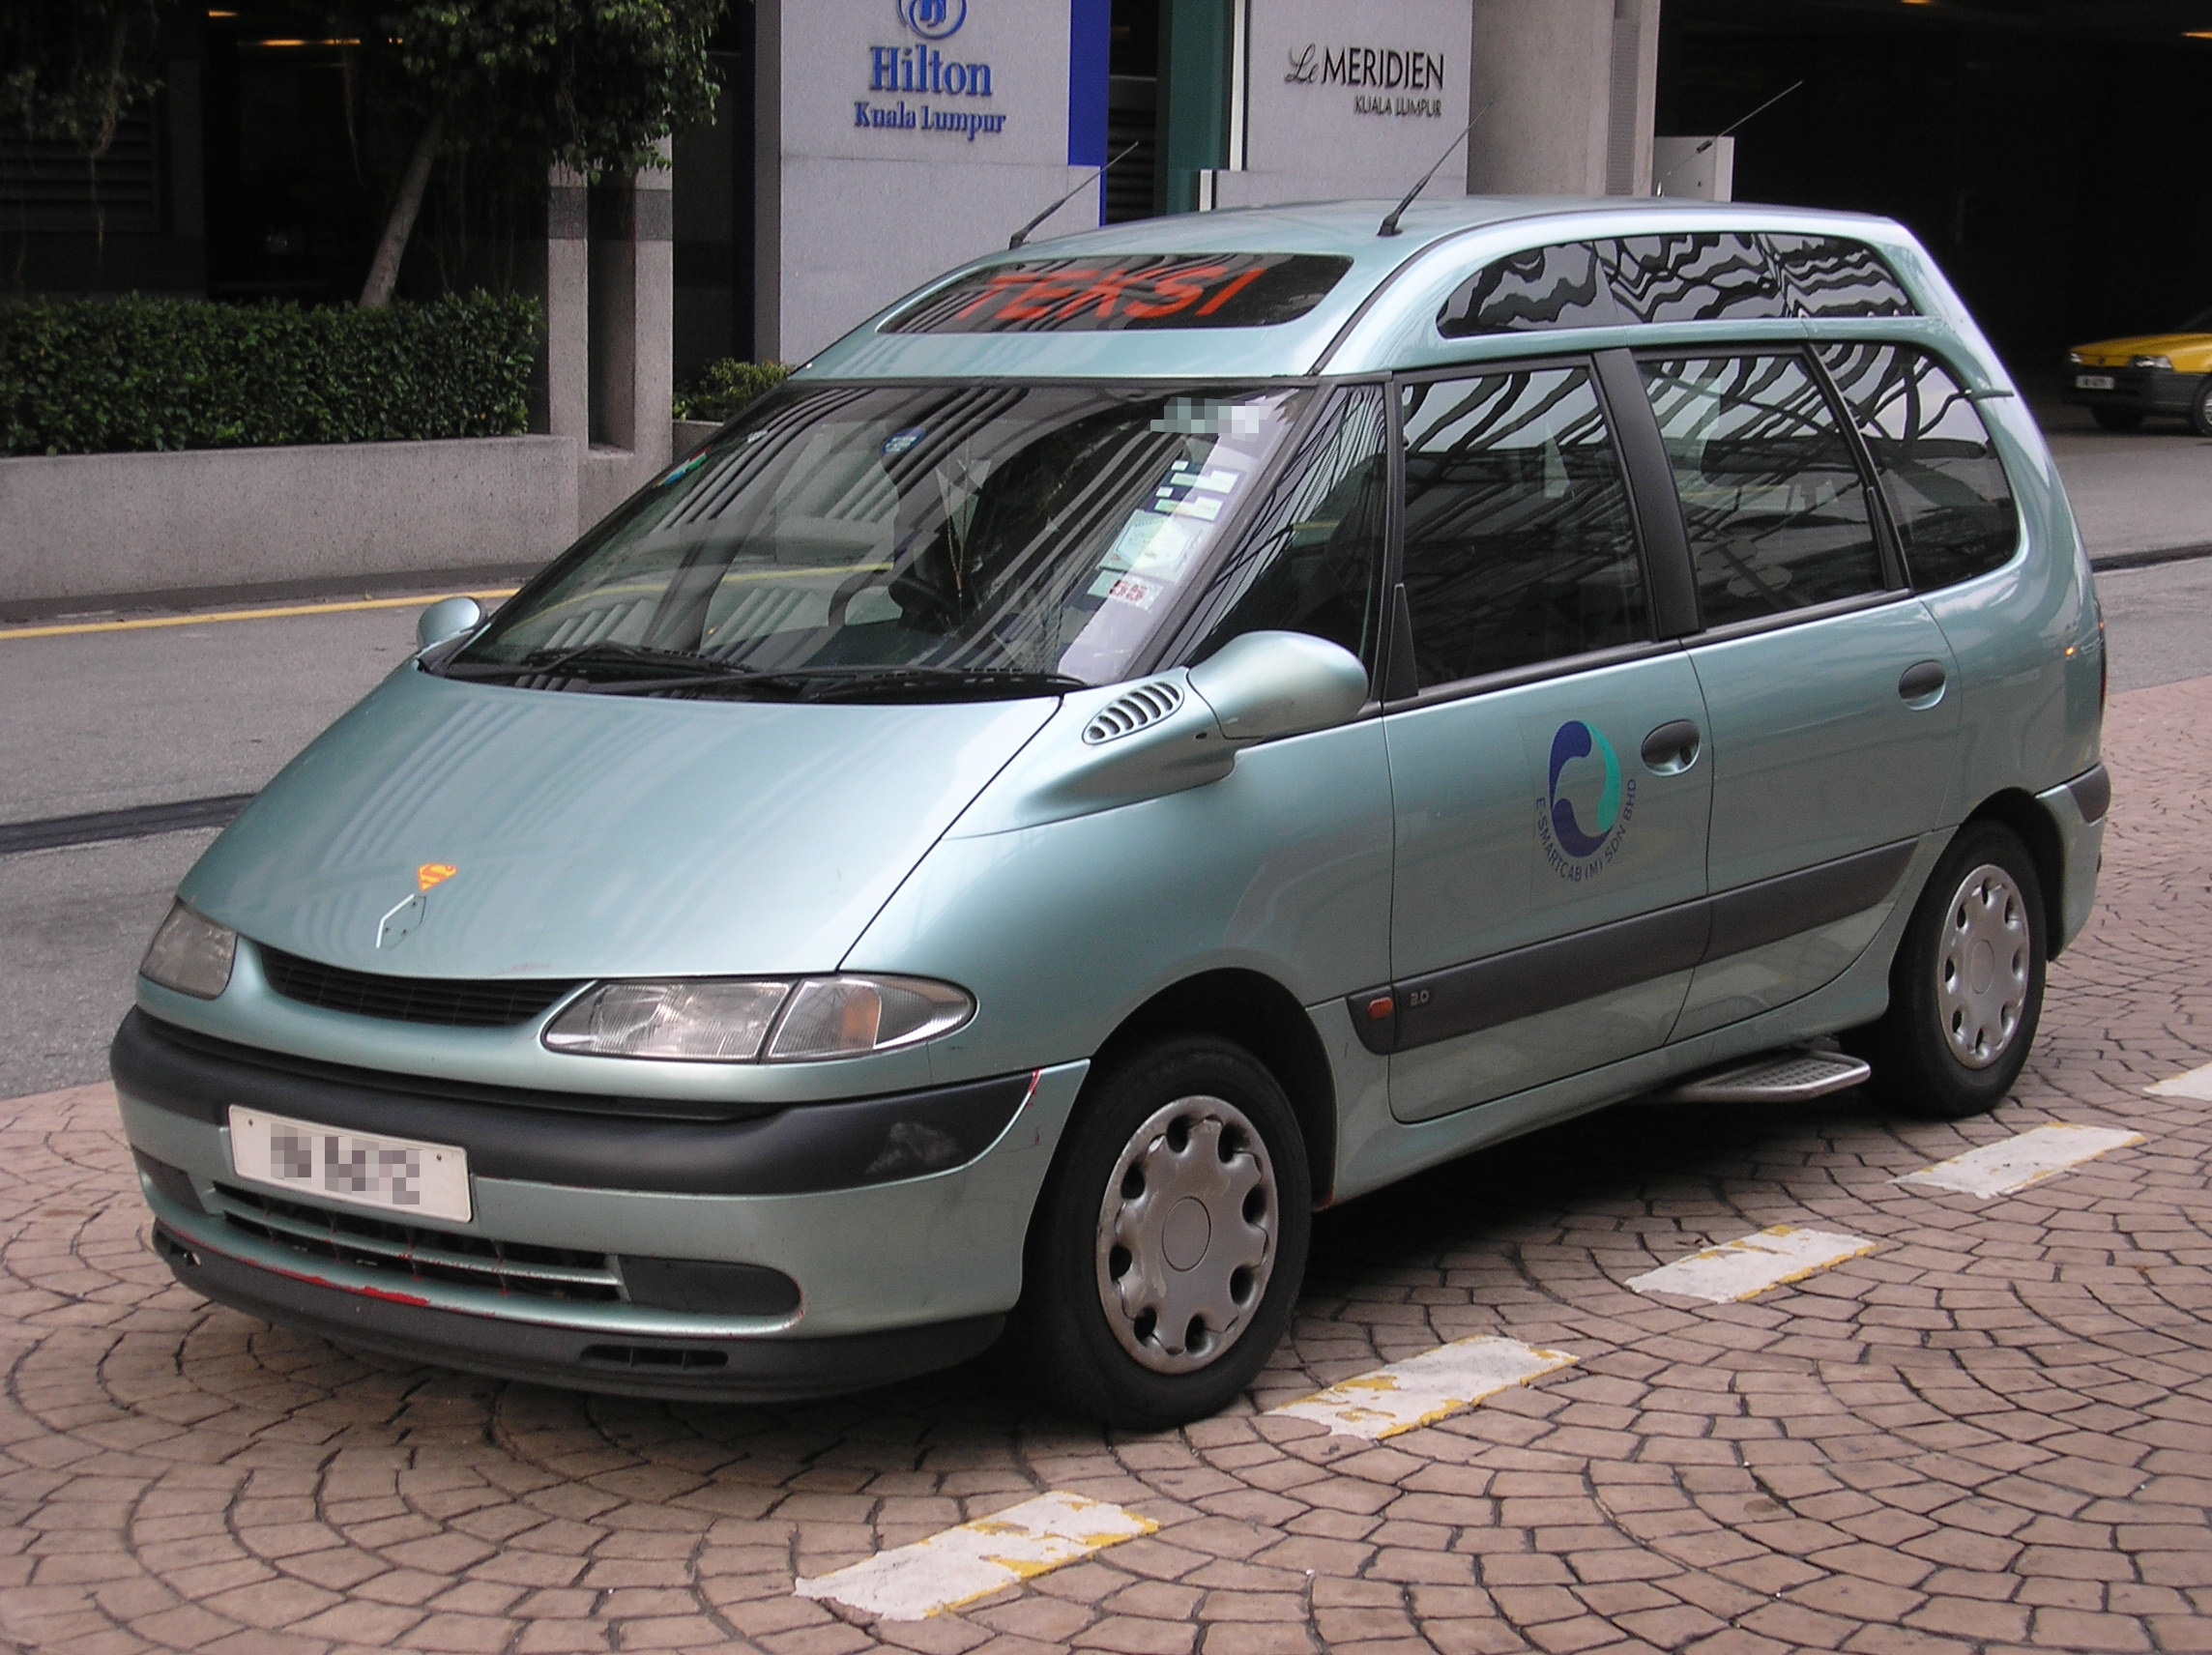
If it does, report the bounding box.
[3,678,2208,1655]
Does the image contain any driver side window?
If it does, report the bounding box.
[1169,385,1389,669]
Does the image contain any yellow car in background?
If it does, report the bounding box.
[2063,308,2212,435]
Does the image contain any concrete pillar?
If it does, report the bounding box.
[1467,0,1658,197]
[577,142,675,533]
[542,164,590,450]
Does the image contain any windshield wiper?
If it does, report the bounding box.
[439,641,740,683]
[788,666,1089,703]
[579,663,1086,702]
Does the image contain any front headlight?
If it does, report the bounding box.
[2132,354,2172,369]
[542,974,974,1062]
[2067,350,2089,364]
[139,901,237,999]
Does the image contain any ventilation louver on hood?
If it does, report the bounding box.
[1082,681,1185,744]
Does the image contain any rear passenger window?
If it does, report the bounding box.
[1640,355,1888,627]
[1439,233,1910,337]
[1765,235,1914,316]
[1398,365,1649,688]
[1819,344,2020,590]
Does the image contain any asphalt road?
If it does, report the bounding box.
[0,559,2206,1100]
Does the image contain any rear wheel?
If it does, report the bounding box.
[2090,407,2142,432]
[1854,822,2046,1119]
[1017,1036,1309,1427]
[2189,379,2212,439]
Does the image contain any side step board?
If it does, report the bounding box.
[1659,1048,1871,1104]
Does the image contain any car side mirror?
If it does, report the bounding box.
[1187,630,1369,743]
[415,595,483,653]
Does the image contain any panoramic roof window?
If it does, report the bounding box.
[886,253,1354,334]
[1438,232,1913,337]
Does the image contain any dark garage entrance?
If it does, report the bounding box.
[1658,0,2212,383]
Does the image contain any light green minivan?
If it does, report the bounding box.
[116,197,2108,1425]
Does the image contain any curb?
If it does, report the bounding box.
[2090,543,2212,572]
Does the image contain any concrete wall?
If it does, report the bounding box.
[0,437,578,608]
[1466,0,1657,196]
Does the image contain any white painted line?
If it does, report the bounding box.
[2147,1060,2212,1101]
[793,1491,1156,1621]
[1895,1122,2145,1199]
[1626,1225,1877,1304]
[1268,1334,1577,1440]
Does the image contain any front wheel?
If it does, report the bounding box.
[1853,822,2046,1118]
[1016,1036,1310,1427]
[2189,378,2212,440]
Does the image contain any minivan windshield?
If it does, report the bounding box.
[447,381,1311,699]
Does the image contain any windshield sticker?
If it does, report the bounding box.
[881,426,926,457]
[1167,462,1240,494]
[1090,570,1166,610]
[884,253,1353,334]
[661,451,708,486]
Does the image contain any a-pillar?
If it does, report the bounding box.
[1466,0,1660,197]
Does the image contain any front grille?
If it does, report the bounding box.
[258,945,580,1028]
[209,1182,623,1302]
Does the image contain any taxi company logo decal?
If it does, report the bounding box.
[377,863,457,949]
[1538,721,1635,882]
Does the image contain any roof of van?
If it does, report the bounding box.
[800,195,1964,384]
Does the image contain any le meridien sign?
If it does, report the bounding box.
[1285,42,1448,119]
[856,0,1006,141]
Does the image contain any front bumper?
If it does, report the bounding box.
[2060,364,2204,417]
[115,1011,1086,1400]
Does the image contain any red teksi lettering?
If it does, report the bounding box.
[953,269,1041,320]
[1193,265,1268,317]
[1000,268,1097,320]
[1053,268,1144,320]
[1125,263,1230,319]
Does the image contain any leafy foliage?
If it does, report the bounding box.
[0,0,167,153]
[0,293,541,454]
[356,0,723,181]
[671,359,793,423]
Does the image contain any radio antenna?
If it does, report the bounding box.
[1378,99,1494,238]
[1009,140,1142,249]
[1654,79,1802,193]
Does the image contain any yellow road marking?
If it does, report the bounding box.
[0,590,519,643]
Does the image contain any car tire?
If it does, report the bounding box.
[1016,1035,1310,1428]
[2189,379,2212,439]
[1852,822,2046,1120]
[2090,407,2142,432]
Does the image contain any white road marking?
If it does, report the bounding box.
[1894,1122,2145,1199]
[1626,1224,1877,1303]
[793,1491,1156,1621]
[1268,1334,1577,1440]
[2147,1060,2212,1101]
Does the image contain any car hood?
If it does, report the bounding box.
[180,666,1056,980]
[2072,332,2212,364]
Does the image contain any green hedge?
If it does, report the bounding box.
[0,293,542,456]
[672,358,793,423]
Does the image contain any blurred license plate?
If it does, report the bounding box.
[2075,374,2115,391]
[227,1106,472,1222]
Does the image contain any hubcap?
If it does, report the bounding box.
[1936,862,2031,1069]
[1094,1095,1277,1375]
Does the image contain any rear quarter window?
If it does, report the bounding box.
[1819,344,2020,590]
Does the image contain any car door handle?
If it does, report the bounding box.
[1898,659,1947,703]
[1641,719,1702,774]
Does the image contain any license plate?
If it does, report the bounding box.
[2075,374,2115,391]
[227,1106,472,1223]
